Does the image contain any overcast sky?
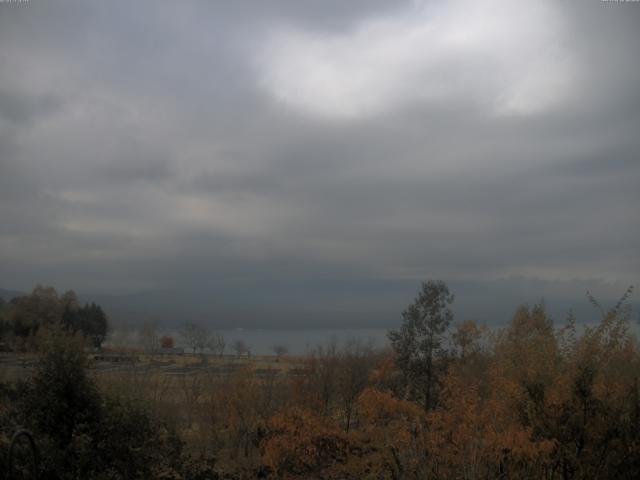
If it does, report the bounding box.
[1,0,638,327]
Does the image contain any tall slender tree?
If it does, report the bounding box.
[388,280,454,411]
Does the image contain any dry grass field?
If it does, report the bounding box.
[93,352,307,466]
[2,349,307,471]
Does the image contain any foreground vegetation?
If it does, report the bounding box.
[1,282,639,479]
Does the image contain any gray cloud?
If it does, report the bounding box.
[0,0,638,327]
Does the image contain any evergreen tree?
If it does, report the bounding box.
[388,280,454,411]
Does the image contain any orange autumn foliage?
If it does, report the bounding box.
[347,388,428,479]
[262,407,348,478]
[253,298,640,479]
[425,371,555,479]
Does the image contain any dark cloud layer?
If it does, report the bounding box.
[0,0,638,327]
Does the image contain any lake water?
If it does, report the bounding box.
[214,328,390,356]
[107,320,640,357]
[211,321,640,356]
[108,328,391,356]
